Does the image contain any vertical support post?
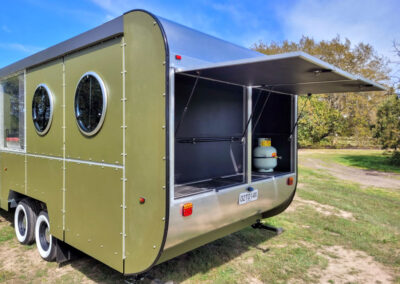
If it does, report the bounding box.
[62,59,66,234]
[169,68,175,202]
[121,37,127,260]
[292,95,298,173]
[246,86,252,184]
[23,70,27,194]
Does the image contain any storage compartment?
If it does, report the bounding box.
[174,75,246,198]
[173,75,295,199]
[251,90,294,181]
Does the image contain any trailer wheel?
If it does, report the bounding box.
[35,211,56,261]
[14,199,37,245]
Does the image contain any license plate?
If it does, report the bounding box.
[238,190,258,205]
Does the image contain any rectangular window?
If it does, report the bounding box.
[0,73,25,150]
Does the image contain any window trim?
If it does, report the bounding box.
[32,83,54,136]
[74,71,108,137]
[0,72,26,152]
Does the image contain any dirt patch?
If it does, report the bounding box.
[299,155,400,190]
[309,246,394,283]
[286,195,355,221]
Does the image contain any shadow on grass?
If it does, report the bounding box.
[0,209,277,283]
[68,227,278,283]
[338,154,400,173]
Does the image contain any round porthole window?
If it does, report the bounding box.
[32,84,53,135]
[74,72,107,136]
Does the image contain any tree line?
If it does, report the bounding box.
[253,36,400,165]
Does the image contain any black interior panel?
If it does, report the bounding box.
[252,90,293,175]
[175,75,245,185]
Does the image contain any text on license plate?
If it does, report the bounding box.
[238,190,258,205]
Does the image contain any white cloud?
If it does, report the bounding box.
[0,43,42,54]
[1,25,11,33]
[277,0,400,62]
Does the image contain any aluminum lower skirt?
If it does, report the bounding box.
[165,172,296,250]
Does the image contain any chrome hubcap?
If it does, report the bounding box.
[45,227,50,244]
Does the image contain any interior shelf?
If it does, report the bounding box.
[175,174,245,199]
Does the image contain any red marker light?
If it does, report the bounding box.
[139,197,145,204]
[182,203,193,217]
[287,177,294,186]
[175,54,182,60]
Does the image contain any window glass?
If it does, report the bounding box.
[0,74,25,150]
[74,73,106,136]
[32,85,52,135]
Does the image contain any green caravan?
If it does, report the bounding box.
[0,10,384,274]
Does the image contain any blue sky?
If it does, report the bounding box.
[1,0,399,74]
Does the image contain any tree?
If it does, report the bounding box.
[374,94,400,165]
[374,94,400,150]
[253,36,391,146]
[297,96,345,146]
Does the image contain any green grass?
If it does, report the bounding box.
[303,149,400,173]
[0,226,14,243]
[334,154,400,173]
[0,270,16,283]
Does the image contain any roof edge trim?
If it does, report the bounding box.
[0,15,123,78]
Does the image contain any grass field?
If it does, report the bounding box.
[0,149,399,283]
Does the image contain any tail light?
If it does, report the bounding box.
[182,203,193,217]
[287,177,294,186]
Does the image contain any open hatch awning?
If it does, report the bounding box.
[176,51,385,95]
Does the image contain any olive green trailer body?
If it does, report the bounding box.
[0,10,384,274]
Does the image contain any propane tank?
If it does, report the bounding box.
[253,138,278,172]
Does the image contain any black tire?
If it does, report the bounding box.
[14,199,37,245]
[35,211,57,261]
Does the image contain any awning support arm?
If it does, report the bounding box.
[175,76,199,136]
[252,88,273,133]
[288,93,312,141]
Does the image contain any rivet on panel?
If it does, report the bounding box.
[162,186,166,190]
[162,125,166,129]
[162,217,165,221]
[153,245,156,249]
[162,157,166,160]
